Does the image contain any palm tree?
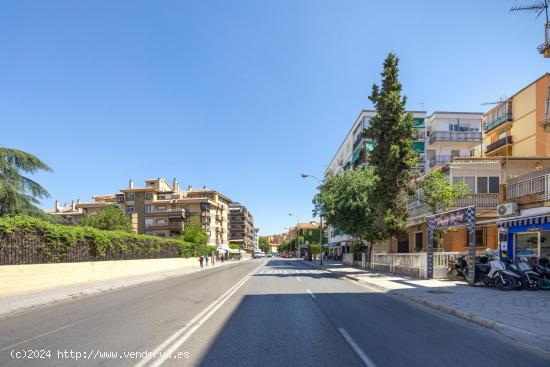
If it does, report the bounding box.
[0,147,52,215]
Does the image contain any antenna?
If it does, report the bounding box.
[481,95,508,106]
[510,0,550,57]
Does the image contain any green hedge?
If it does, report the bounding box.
[0,215,212,265]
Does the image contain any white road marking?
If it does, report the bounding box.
[134,262,264,367]
[306,289,316,299]
[296,277,302,282]
[338,328,377,367]
[0,318,89,352]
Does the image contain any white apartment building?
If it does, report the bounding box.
[325,109,427,251]
[425,112,483,170]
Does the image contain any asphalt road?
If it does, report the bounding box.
[0,258,548,367]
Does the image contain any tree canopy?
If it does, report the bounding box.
[79,204,133,232]
[182,217,208,246]
[0,147,52,216]
[313,168,383,249]
[367,53,417,239]
[259,236,270,253]
[417,170,469,214]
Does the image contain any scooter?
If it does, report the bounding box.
[533,257,550,290]
[503,257,542,291]
[447,255,468,280]
[449,254,519,290]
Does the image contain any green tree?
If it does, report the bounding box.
[229,243,240,250]
[415,170,469,250]
[182,217,208,245]
[367,53,417,239]
[0,147,52,216]
[313,168,382,253]
[417,171,469,214]
[80,204,133,232]
[259,236,270,253]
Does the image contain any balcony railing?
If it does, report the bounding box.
[484,112,512,132]
[429,131,481,144]
[428,155,469,167]
[506,174,549,200]
[407,194,498,221]
[486,136,513,154]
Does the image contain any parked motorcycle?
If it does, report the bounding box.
[533,257,550,290]
[448,254,518,290]
[447,255,468,280]
[503,257,542,291]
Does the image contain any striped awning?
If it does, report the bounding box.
[497,214,550,228]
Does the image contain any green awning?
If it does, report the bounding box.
[412,141,425,152]
[413,118,425,128]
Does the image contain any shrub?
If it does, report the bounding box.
[0,215,211,265]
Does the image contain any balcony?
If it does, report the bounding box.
[407,194,498,222]
[506,173,550,202]
[429,131,481,144]
[483,112,512,131]
[428,154,469,167]
[486,136,513,155]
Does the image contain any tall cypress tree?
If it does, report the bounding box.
[368,53,417,238]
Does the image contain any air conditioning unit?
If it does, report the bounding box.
[497,202,518,217]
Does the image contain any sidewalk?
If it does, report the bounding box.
[302,259,550,354]
[0,259,247,318]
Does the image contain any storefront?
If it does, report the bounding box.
[497,213,550,260]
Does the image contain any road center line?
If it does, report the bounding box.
[306,289,315,299]
[338,328,377,367]
[134,262,264,367]
[296,277,302,282]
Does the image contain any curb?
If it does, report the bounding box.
[299,260,550,354]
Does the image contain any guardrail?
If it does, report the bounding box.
[506,174,548,200]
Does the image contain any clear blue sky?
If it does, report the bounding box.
[1,0,548,235]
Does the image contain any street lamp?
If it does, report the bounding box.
[301,173,324,265]
[289,213,299,258]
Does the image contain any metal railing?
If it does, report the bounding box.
[407,194,498,221]
[506,173,549,200]
[486,136,513,153]
[429,131,481,144]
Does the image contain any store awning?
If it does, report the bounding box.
[497,214,550,228]
[365,141,375,152]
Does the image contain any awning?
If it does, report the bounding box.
[497,214,550,228]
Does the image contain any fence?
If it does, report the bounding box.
[0,230,181,265]
[341,252,468,279]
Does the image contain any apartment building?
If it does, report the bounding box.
[326,110,427,176]
[50,178,233,247]
[228,202,255,252]
[119,178,186,237]
[181,186,231,247]
[425,112,482,169]
[479,73,550,157]
[405,157,550,253]
[325,109,426,249]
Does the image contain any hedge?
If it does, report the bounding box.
[0,215,212,265]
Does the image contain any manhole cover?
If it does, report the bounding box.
[427,290,452,295]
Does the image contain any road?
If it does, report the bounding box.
[0,258,548,367]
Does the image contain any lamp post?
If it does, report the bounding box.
[288,213,299,258]
[301,173,324,265]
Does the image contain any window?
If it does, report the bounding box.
[125,206,134,214]
[156,218,166,224]
[464,177,475,193]
[475,228,485,247]
[477,177,488,194]
[144,205,152,213]
[156,206,166,212]
[157,232,166,237]
[489,177,499,193]
[116,196,125,203]
[126,193,135,201]
[145,192,153,200]
[145,218,153,226]
[201,204,210,211]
